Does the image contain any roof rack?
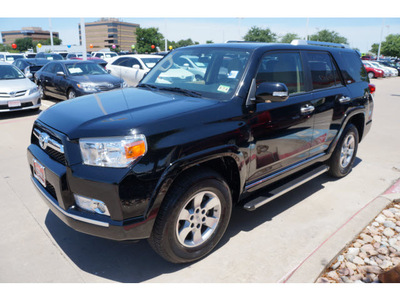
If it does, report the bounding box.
[291,39,350,49]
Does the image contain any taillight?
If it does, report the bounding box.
[368,84,376,94]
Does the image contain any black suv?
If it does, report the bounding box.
[27,40,374,263]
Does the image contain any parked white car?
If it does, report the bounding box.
[374,61,398,77]
[106,54,163,87]
[0,62,40,112]
[0,53,25,64]
[369,61,397,77]
[91,51,119,62]
[174,55,207,80]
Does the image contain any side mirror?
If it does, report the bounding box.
[132,64,140,69]
[56,71,65,77]
[255,82,289,102]
[26,73,33,79]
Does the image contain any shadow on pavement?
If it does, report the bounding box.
[45,158,362,283]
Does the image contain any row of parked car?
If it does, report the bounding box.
[362,59,400,78]
[1,46,398,114]
[0,49,207,112]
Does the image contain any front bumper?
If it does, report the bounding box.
[0,91,40,112]
[27,137,156,241]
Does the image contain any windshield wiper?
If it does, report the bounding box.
[158,87,202,98]
[137,83,159,91]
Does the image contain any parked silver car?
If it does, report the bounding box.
[0,62,41,112]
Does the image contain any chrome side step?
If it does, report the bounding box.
[243,165,329,211]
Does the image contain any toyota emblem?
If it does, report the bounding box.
[38,132,50,150]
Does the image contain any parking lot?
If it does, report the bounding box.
[0,76,400,283]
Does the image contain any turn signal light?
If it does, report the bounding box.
[125,140,146,159]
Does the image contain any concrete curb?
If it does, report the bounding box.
[280,178,400,283]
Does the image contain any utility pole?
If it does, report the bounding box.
[377,18,385,59]
[80,18,87,60]
[49,18,54,52]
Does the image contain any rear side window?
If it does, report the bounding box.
[256,52,305,95]
[111,57,129,66]
[305,52,342,90]
[338,51,367,84]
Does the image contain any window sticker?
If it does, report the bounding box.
[217,85,230,93]
[227,70,239,79]
[69,68,83,74]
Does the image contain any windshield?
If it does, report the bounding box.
[104,53,117,58]
[5,55,24,62]
[65,62,108,76]
[141,57,162,69]
[0,65,25,80]
[140,47,251,100]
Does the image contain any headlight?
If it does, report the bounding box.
[79,134,147,168]
[29,86,39,95]
[77,83,97,92]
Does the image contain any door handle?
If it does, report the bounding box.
[301,104,315,115]
[339,96,351,103]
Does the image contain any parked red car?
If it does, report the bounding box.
[363,63,384,79]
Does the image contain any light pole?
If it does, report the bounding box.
[377,19,385,59]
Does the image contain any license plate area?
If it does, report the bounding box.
[8,100,21,108]
[33,159,46,187]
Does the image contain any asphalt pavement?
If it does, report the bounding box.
[0,77,399,283]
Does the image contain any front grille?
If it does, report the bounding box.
[97,84,119,91]
[0,90,27,98]
[32,125,66,165]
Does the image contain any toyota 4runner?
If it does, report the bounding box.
[27,40,374,263]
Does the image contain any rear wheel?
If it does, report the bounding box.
[368,72,374,79]
[328,124,359,178]
[148,168,232,263]
[38,84,46,100]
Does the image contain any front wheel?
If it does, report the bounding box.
[67,89,76,99]
[368,72,374,79]
[148,168,232,263]
[328,124,359,178]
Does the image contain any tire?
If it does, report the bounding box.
[38,84,46,100]
[328,123,359,178]
[368,72,374,79]
[67,89,76,99]
[148,168,232,263]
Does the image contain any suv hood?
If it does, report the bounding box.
[38,87,218,139]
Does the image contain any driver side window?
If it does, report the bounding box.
[256,52,305,95]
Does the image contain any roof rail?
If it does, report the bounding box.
[291,39,350,49]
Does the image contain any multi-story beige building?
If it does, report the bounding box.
[79,18,140,52]
[1,27,59,45]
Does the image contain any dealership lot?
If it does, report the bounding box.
[0,77,399,283]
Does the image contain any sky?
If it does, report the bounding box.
[1,1,399,54]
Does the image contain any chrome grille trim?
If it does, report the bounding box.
[33,128,65,154]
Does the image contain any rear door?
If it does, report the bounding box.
[303,51,353,155]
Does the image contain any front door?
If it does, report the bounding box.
[247,51,315,184]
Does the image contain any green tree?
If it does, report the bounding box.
[280,33,300,44]
[136,27,164,53]
[206,40,214,44]
[370,43,379,54]
[309,29,348,45]
[381,34,400,57]
[15,37,33,52]
[0,44,12,52]
[243,26,277,43]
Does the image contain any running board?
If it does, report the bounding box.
[243,165,329,211]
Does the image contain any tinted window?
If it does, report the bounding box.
[339,51,367,84]
[111,57,129,66]
[121,58,140,68]
[256,52,305,95]
[42,63,55,73]
[306,52,342,90]
[52,63,64,74]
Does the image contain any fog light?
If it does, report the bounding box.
[74,194,110,216]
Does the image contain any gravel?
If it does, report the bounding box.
[316,202,400,283]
